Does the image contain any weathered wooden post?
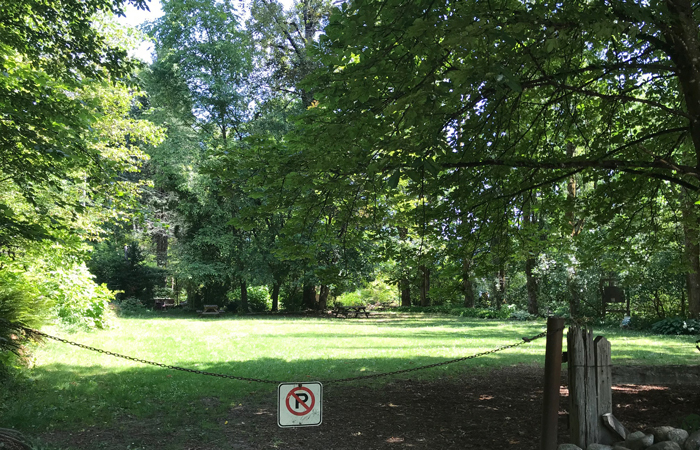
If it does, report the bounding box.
[568,326,615,447]
[541,317,565,450]
[594,336,617,444]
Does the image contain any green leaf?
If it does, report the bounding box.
[387,169,401,188]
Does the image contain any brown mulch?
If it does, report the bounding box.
[40,364,700,450]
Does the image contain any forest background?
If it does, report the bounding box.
[3,0,700,375]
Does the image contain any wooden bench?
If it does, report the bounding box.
[332,306,349,318]
[198,305,221,317]
[332,306,369,318]
[154,298,175,311]
[349,306,370,318]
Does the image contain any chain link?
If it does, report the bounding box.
[321,329,550,384]
[22,326,551,384]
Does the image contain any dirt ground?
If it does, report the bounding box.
[39,364,699,450]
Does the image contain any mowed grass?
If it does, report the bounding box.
[2,313,697,436]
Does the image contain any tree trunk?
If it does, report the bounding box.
[462,259,475,308]
[302,283,317,310]
[681,288,687,317]
[661,0,700,168]
[240,280,248,313]
[525,256,538,315]
[271,281,281,312]
[318,284,330,310]
[565,142,581,236]
[400,279,411,306]
[523,197,539,315]
[493,265,506,310]
[568,273,580,318]
[155,233,168,267]
[682,215,700,319]
[419,265,430,306]
[565,142,581,318]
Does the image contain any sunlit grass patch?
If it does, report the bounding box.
[2,314,696,437]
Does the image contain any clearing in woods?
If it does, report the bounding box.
[3,313,698,449]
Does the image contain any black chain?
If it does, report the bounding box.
[22,327,550,384]
[23,327,281,384]
[321,329,550,384]
[696,339,699,352]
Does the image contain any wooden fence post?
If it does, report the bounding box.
[594,336,616,444]
[568,326,615,447]
[541,317,565,450]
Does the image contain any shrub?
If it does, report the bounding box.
[335,291,364,307]
[247,286,271,312]
[335,279,398,307]
[280,286,303,311]
[394,305,453,314]
[227,285,272,313]
[87,241,167,301]
[650,318,700,335]
[42,263,115,329]
[0,270,48,378]
[114,297,148,316]
[449,307,511,320]
[509,309,538,321]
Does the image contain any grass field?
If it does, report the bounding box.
[2,313,697,439]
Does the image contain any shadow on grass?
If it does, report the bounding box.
[5,329,696,438]
[4,350,541,435]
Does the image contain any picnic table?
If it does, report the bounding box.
[198,304,221,317]
[154,298,175,311]
[332,306,369,318]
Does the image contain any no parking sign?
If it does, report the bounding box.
[277,382,323,428]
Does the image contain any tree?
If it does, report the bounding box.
[0,0,149,247]
[146,0,252,145]
[248,0,333,107]
[297,0,700,317]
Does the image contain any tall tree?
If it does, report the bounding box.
[299,0,700,317]
[0,0,149,248]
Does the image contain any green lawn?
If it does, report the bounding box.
[2,313,697,436]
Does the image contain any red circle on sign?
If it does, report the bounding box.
[285,386,315,416]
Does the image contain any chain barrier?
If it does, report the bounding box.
[696,339,699,352]
[22,326,551,384]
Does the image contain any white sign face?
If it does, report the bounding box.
[277,382,323,428]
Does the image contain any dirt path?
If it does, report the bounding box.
[40,364,699,450]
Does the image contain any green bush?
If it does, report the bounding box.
[509,309,538,321]
[0,270,48,378]
[227,285,272,312]
[115,297,148,316]
[280,286,303,311]
[87,241,167,301]
[650,318,700,335]
[335,279,397,307]
[394,305,453,314]
[247,286,271,312]
[335,291,364,307]
[43,263,115,329]
[449,307,511,319]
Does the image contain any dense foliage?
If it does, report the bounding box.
[5,0,700,379]
[0,0,164,375]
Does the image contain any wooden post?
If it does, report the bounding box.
[568,326,595,447]
[568,327,614,448]
[541,317,565,450]
[594,336,616,444]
